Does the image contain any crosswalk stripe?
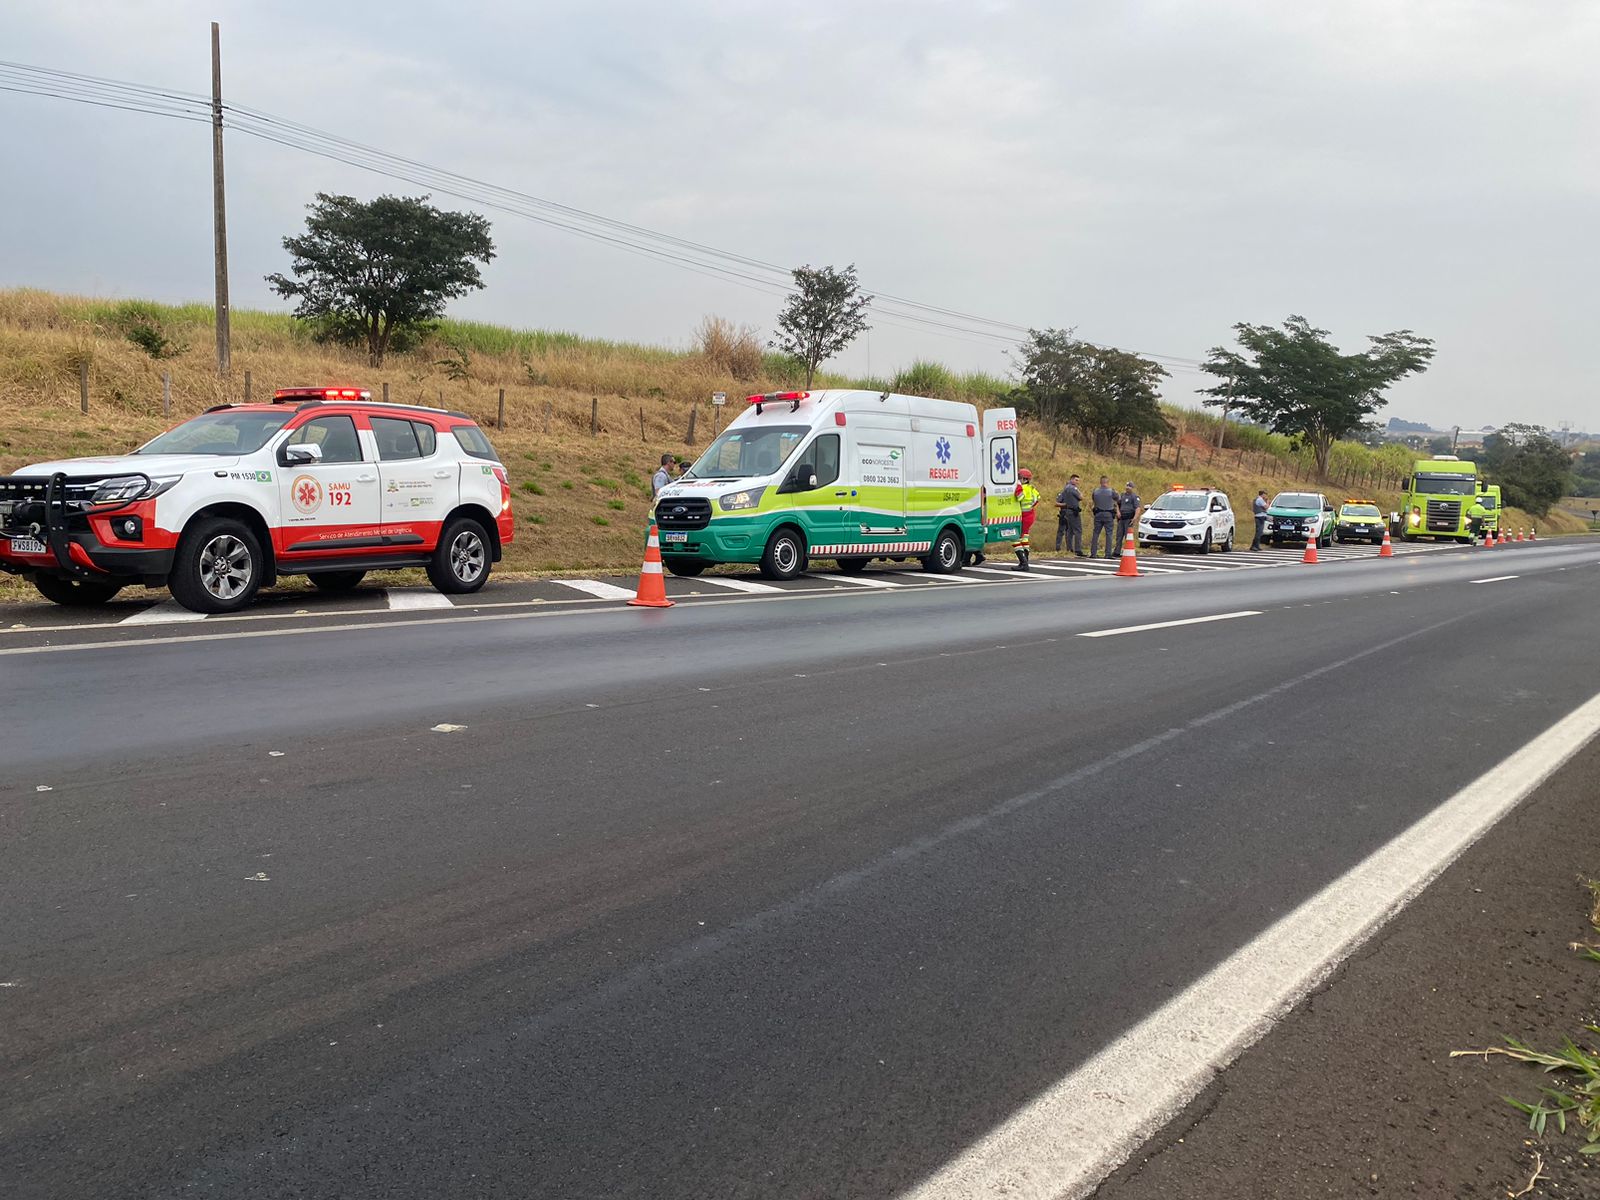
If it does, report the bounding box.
[811,573,905,588]
[119,600,208,625]
[558,579,638,600]
[692,577,785,594]
[384,589,454,610]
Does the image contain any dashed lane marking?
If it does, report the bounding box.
[1077,611,1263,638]
[384,589,454,610]
[1469,575,1519,584]
[117,600,208,626]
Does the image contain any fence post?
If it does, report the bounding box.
[542,401,552,435]
[498,387,506,430]
[243,369,252,403]
[1136,438,1143,461]
[79,361,89,414]
[590,397,599,436]
[639,405,646,442]
[1174,443,1182,468]
[162,370,171,417]
[686,404,698,446]
[1155,443,1163,464]
[382,381,389,404]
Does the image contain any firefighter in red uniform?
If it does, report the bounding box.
[1014,468,1041,571]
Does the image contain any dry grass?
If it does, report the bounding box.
[0,287,1587,589]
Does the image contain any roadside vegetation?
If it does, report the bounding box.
[0,287,1585,595]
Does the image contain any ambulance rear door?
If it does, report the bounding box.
[982,407,1022,546]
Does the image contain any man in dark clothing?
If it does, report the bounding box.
[1055,473,1083,554]
[1090,476,1118,558]
[1250,489,1270,550]
[1115,482,1142,549]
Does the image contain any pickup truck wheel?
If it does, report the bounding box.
[170,517,263,613]
[308,570,367,592]
[33,574,124,606]
[665,560,706,577]
[427,517,491,594]
[922,528,964,573]
[759,527,806,581]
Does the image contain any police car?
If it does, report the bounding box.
[1136,486,1236,552]
[1334,499,1386,544]
[0,387,514,613]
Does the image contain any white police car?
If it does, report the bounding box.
[1137,487,1235,552]
[0,387,514,612]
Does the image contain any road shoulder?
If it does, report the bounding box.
[1096,736,1600,1199]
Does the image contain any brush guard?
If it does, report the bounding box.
[0,471,152,580]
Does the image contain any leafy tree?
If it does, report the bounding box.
[267,193,495,366]
[1014,329,1172,453]
[771,264,872,387]
[1481,423,1573,515]
[1200,315,1434,480]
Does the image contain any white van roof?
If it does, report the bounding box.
[736,388,979,427]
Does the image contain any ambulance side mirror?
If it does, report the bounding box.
[780,471,817,494]
[282,443,323,466]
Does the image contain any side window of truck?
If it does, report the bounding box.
[284,415,362,464]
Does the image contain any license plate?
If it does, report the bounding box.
[9,536,46,555]
[660,531,688,543]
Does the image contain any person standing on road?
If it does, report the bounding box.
[1013,469,1041,571]
[1250,489,1270,551]
[1090,476,1118,558]
[1115,481,1142,549]
[1467,496,1489,542]
[1055,473,1083,555]
[651,453,676,498]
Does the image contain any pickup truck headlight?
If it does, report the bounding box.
[718,487,766,511]
[90,475,181,504]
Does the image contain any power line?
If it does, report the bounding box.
[0,58,1209,370]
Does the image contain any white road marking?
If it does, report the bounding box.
[384,589,454,610]
[1470,575,1519,584]
[430,723,467,733]
[690,577,785,594]
[1077,611,1263,638]
[556,579,637,600]
[814,573,906,588]
[118,600,208,625]
[900,689,1600,1200]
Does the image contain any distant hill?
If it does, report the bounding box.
[1385,416,1433,433]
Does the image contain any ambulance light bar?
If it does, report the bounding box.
[746,391,810,414]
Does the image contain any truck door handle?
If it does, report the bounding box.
[434,470,452,479]
[356,474,376,483]
[834,491,848,496]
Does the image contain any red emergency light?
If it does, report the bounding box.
[271,386,373,404]
[746,390,810,414]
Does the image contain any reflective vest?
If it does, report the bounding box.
[1017,483,1041,512]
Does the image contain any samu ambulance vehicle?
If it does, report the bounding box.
[653,390,1023,579]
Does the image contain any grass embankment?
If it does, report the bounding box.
[0,288,1585,592]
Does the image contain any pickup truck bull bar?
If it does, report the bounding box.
[0,471,152,579]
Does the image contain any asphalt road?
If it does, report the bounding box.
[2,537,1597,1198]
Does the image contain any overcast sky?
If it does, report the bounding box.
[4,0,1596,430]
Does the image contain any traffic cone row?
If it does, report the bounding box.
[1115,532,1140,577]
[628,524,674,608]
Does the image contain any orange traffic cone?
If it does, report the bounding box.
[1529,528,1537,541]
[628,525,675,608]
[1517,529,1525,542]
[1487,529,1497,547]
[1302,532,1319,564]
[1379,528,1394,557]
[1115,531,1141,577]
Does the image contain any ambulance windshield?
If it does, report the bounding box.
[684,425,807,480]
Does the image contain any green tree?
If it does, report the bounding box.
[267,193,495,366]
[1201,316,1434,481]
[771,264,872,387]
[1015,329,1172,453]
[1481,423,1572,516]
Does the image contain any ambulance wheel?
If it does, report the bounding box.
[665,560,706,577]
[170,516,263,614]
[836,557,870,574]
[759,527,807,581]
[923,528,964,574]
[32,574,124,606]
[427,516,491,594]
[309,570,367,592]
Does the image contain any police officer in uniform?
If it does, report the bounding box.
[1090,475,1118,558]
[1115,481,1142,550]
[1055,473,1083,554]
[1014,468,1041,571]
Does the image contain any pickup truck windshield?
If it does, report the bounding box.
[1271,493,1321,510]
[686,425,807,480]
[137,411,293,456]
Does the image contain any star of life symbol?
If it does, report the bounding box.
[935,437,952,464]
[292,475,323,514]
[994,446,1012,475]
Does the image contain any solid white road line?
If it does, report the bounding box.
[901,689,1600,1200]
[1077,610,1263,638]
[384,589,455,610]
[557,579,638,600]
[118,600,208,625]
[813,573,906,589]
[1470,575,1519,584]
[690,576,786,594]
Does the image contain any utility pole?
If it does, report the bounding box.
[1215,373,1236,450]
[1451,425,1460,453]
[211,21,231,377]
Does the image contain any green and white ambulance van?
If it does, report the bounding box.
[652,390,1023,580]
